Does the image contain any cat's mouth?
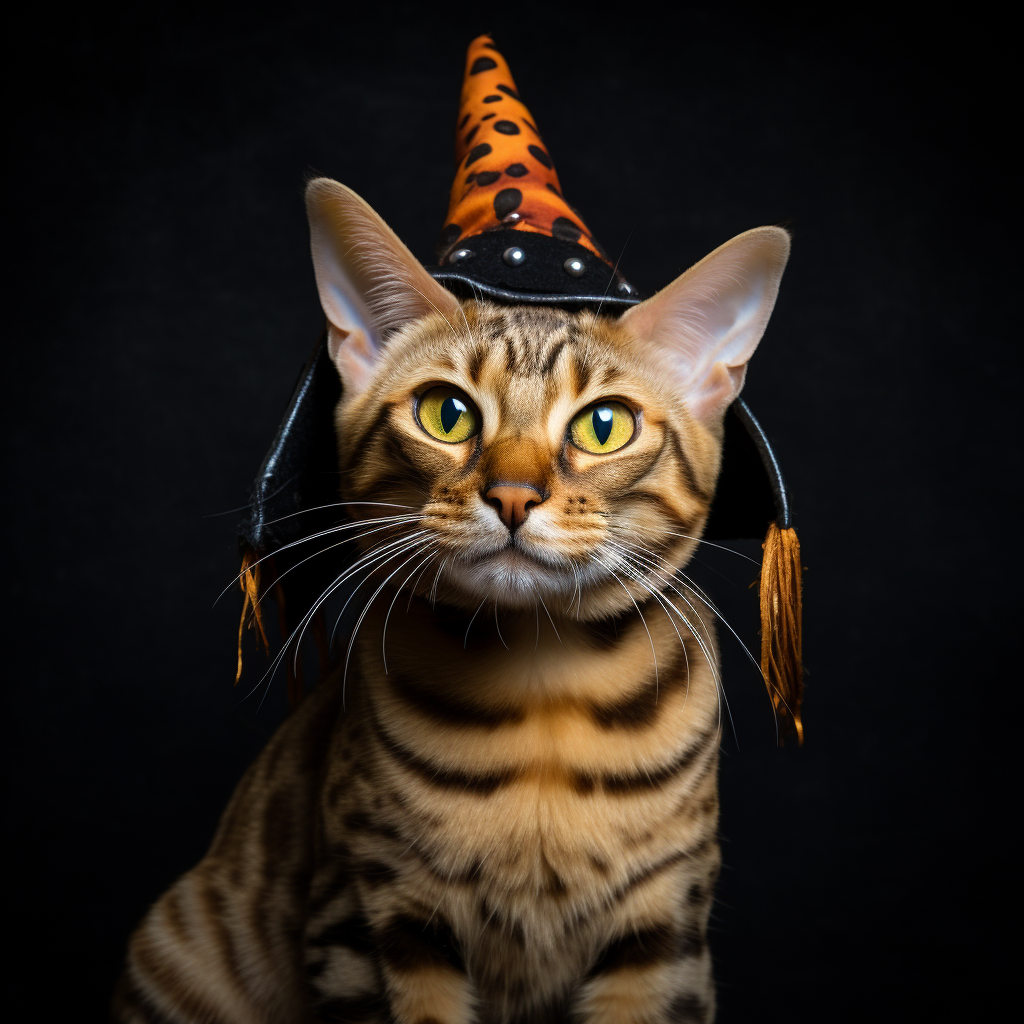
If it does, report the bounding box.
[464,538,557,570]
[442,536,596,607]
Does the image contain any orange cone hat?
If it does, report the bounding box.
[441,36,608,260]
[432,36,637,306]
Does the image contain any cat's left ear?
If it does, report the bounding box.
[306,177,463,395]
[620,227,790,423]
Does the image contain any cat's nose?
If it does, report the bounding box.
[483,483,546,533]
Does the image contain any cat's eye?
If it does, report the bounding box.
[416,386,481,444]
[569,401,636,454]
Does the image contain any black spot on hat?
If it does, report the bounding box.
[481,113,495,122]
[458,113,471,130]
[475,170,500,186]
[494,188,523,219]
[497,84,520,100]
[483,95,502,103]
[470,57,498,74]
[551,217,582,243]
[464,125,479,145]
[505,163,528,177]
[464,174,475,184]
[529,145,552,168]
[494,120,520,135]
[438,223,462,247]
[545,183,562,197]
[465,143,492,167]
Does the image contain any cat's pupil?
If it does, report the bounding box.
[440,396,466,434]
[593,406,613,445]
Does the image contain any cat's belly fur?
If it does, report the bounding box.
[117,604,722,1023]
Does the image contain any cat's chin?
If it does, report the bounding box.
[447,546,582,609]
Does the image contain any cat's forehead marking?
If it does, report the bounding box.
[436,302,640,440]
[461,303,619,383]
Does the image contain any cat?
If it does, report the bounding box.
[113,176,789,1024]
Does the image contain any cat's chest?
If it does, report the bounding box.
[329,610,720,925]
[356,669,718,905]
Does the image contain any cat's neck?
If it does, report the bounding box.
[355,587,719,717]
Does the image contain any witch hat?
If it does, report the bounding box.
[236,35,804,740]
[430,36,636,308]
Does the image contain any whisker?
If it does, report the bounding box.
[260,500,416,528]
[429,559,448,607]
[537,594,562,645]
[239,528,427,703]
[588,554,659,697]
[454,298,477,350]
[660,530,762,566]
[464,599,486,649]
[608,542,716,646]
[407,553,438,612]
[616,541,792,733]
[215,512,422,607]
[203,474,299,517]
[247,516,425,618]
[326,532,434,654]
[344,541,437,698]
[595,226,634,318]
[494,604,509,651]
[382,547,438,674]
[407,283,463,343]
[608,546,735,745]
[602,547,694,711]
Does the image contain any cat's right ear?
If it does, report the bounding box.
[305,178,462,396]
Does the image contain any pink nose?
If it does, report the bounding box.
[484,483,545,532]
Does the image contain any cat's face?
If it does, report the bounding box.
[337,302,719,616]
[306,178,789,620]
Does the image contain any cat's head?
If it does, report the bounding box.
[306,178,789,620]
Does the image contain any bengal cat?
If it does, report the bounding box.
[114,178,790,1023]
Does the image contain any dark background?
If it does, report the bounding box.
[8,5,1013,1020]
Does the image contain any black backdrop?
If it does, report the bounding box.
[8,5,1013,1021]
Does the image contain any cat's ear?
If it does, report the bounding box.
[620,227,790,423]
[305,177,462,395]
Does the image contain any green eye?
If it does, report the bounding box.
[569,401,635,454]
[417,386,480,444]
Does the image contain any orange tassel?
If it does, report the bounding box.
[759,523,804,743]
[235,548,269,684]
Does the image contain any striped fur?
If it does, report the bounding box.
[117,302,733,1023]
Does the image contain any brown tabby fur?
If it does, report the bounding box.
[116,179,789,1023]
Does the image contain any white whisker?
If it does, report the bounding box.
[588,554,659,697]
[660,530,761,565]
[537,594,561,645]
[215,512,422,607]
[382,547,438,674]
[494,603,509,651]
[326,532,434,654]
[247,516,425,618]
[464,599,486,649]
[344,542,437,697]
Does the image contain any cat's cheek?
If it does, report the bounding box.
[560,435,659,492]
[394,428,481,479]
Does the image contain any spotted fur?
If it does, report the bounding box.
[439,35,609,264]
[116,178,789,1023]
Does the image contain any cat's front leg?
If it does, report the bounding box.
[575,920,715,1024]
[372,911,476,1024]
[306,896,475,1024]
